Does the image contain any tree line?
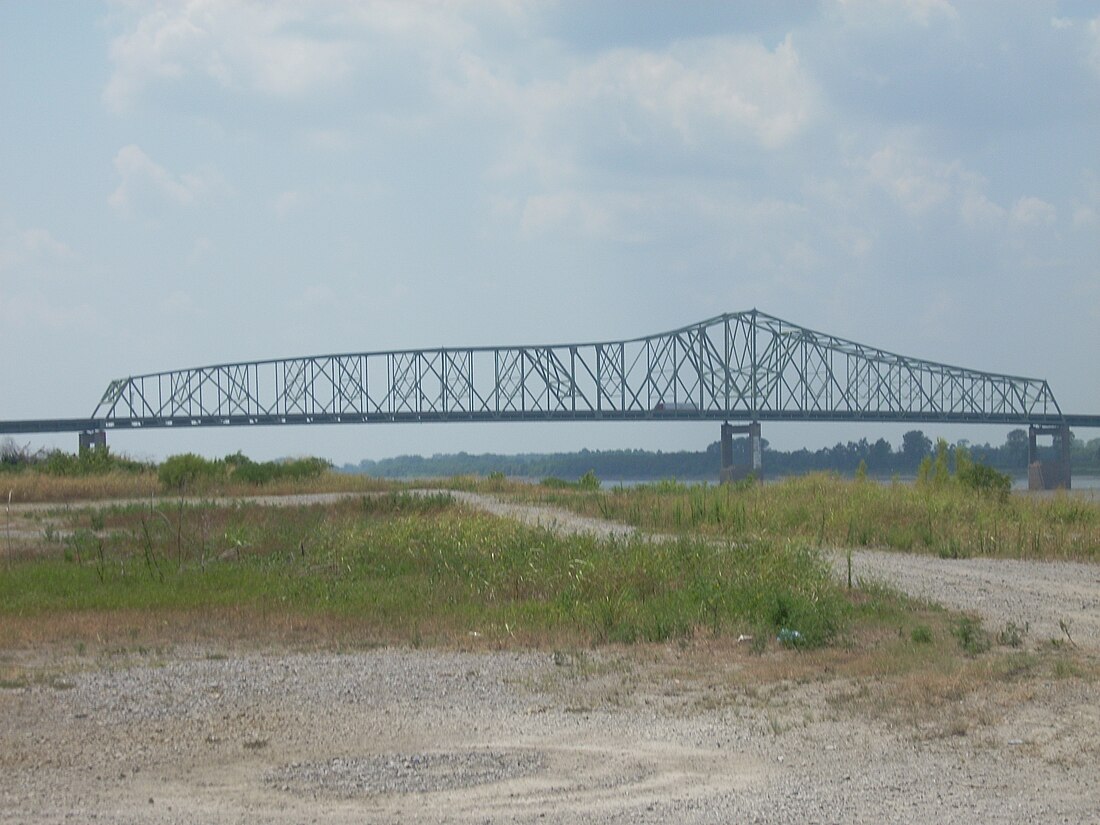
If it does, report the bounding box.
[342,429,1100,481]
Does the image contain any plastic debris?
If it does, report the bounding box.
[776,628,803,646]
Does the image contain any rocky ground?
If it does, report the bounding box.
[1,492,1098,823]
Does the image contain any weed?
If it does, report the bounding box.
[952,616,991,655]
[1058,618,1075,647]
[910,625,933,644]
[997,622,1026,648]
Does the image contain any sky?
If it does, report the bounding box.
[1,0,1098,466]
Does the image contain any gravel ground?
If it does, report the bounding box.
[2,491,1098,823]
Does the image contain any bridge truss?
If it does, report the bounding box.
[88,310,1064,431]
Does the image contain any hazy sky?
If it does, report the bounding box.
[1,1,1098,465]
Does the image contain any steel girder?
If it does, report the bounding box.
[89,310,1062,430]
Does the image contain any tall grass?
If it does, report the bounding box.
[531,473,1100,561]
[1,468,398,503]
[0,492,846,648]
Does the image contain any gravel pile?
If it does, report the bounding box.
[268,749,545,797]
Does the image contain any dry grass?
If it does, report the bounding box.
[2,471,161,503]
[0,469,399,504]
[520,473,1100,561]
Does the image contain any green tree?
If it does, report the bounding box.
[902,430,932,467]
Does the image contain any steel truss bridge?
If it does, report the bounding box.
[3,310,1095,438]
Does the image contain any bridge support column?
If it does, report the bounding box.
[720,422,762,484]
[79,430,106,453]
[1027,424,1071,490]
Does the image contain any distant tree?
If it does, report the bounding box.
[1005,429,1029,467]
[901,430,932,467]
[869,437,893,469]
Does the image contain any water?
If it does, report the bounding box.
[603,474,1100,494]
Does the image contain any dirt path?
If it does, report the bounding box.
[2,490,1099,823]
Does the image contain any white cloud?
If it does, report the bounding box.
[1011,196,1057,226]
[0,227,74,274]
[272,190,303,219]
[1089,16,1100,78]
[959,191,1005,226]
[480,33,819,225]
[102,0,503,113]
[104,0,355,110]
[865,145,956,213]
[833,0,958,28]
[1073,205,1098,228]
[582,36,816,150]
[299,285,336,308]
[0,292,99,332]
[108,144,220,211]
[304,129,353,152]
[519,191,616,238]
[861,141,1021,229]
[161,290,194,314]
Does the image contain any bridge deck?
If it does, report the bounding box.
[1,412,1098,436]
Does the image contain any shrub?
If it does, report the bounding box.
[159,453,223,491]
[957,462,1011,502]
[578,470,601,491]
[952,616,990,655]
[910,625,933,644]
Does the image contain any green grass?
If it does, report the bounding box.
[0,492,847,648]
[526,473,1100,561]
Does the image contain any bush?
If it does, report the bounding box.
[540,471,601,491]
[957,462,1011,502]
[952,616,990,655]
[158,452,330,491]
[910,625,933,644]
[159,453,224,491]
[578,469,601,491]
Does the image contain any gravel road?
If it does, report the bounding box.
[2,491,1098,823]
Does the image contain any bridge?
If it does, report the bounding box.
[2,310,1096,487]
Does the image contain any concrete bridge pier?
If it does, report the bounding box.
[1028,423,1071,490]
[720,421,762,483]
[79,430,106,453]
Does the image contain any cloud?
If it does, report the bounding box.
[1073,205,1098,228]
[864,144,958,213]
[102,0,499,113]
[579,35,817,151]
[518,191,621,239]
[0,292,99,331]
[1011,196,1057,226]
[104,0,355,111]
[161,289,194,314]
[108,144,220,211]
[304,129,353,151]
[271,190,303,219]
[833,0,958,28]
[958,191,1005,226]
[1089,16,1100,78]
[0,226,74,276]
